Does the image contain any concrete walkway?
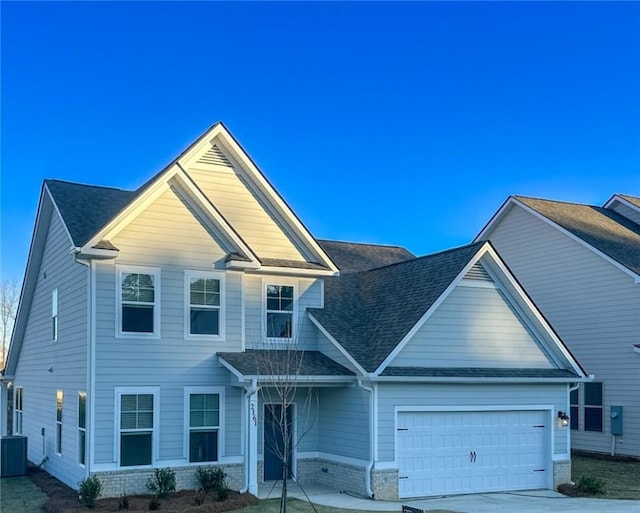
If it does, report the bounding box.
[259,481,640,513]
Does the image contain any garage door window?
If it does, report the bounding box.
[584,382,603,432]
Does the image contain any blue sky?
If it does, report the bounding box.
[2,1,639,283]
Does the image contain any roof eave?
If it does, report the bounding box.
[372,375,588,383]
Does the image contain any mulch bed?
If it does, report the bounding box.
[29,468,257,513]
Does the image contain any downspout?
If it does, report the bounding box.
[240,379,259,494]
[357,378,374,498]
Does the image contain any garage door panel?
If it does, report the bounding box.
[398,410,549,498]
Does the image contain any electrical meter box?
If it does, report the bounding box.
[610,406,623,435]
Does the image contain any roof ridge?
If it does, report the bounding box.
[357,241,484,275]
[513,194,594,208]
[45,178,134,193]
[317,238,412,251]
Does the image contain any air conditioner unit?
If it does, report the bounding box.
[1,436,28,477]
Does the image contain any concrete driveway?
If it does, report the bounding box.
[263,482,640,513]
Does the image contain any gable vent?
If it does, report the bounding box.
[465,262,493,282]
[197,144,233,167]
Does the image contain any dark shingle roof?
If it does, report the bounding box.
[259,258,329,271]
[309,242,485,372]
[317,239,415,274]
[515,196,640,276]
[381,367,579,378]
[45,180,136,246]
[217,350,355,377]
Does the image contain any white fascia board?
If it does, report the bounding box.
[190,125,339,273]
[603,194,640,211]
[251,266,337,277]
[373,243,488,375]
[217,357,247,382]
[74,247,119,260]
[307,312,368,376]
[480,245,588,378]
[473,196,514,242]
[372,375,589,384]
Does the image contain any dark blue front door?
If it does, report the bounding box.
[264,404,292,481]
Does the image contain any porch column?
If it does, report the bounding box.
[248,388,259,495]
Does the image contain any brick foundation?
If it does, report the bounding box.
[553,459,571,488]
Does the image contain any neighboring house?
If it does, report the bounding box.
[0,123,587,500]
[476,194,640,458]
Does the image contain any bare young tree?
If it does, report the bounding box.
[252,307,320,513]
[0,279,19,368]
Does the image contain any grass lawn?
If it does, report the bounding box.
[571,452,640,499]
[0,476,48,513]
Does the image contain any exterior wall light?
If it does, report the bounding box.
[558,411,570,427]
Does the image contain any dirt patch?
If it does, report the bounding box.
[29,468,257,513]
[564,452,640,500]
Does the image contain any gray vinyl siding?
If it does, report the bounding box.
[487,205,640,456]
[392,285,553,368]
[318,386,369,460]
[187,165,307,261]
[376,383,568,462]
[608,201,640,225]
[13,210,88,489]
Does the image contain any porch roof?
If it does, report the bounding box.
[217,350,356,381]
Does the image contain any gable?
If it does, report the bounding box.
[184,145,307,262]
[111,187,229,267]
[391,282,554,369]
[605,195,640,226]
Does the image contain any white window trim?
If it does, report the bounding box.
[262,279,298,344]
[52,288,58,342]
[184,270,225,341]
[114,386,160,468]
[78,392,87,467]
[183,386,225,464]
[116,265,161,339]
[55,390,63,456]
[15,386,23,435]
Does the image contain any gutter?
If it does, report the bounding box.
[357,379,375,498]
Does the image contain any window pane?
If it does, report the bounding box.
[137,394,153,410]
[190,309,219,335]
[190,411,205,428]
[204,394,219,411]
[56,391,63,422]
[121,432,152,466]
[585,407,603,432]
[267,298,280,310]
[121,395,137,412]
[122,273,154,302]
[137,411,153,429]
[204,411,219,427]
[189,430,218,463]
[267,312,292,338]
[585,383,603,406]
[570,405,579,430]
[570,389,578,405]
[122,305,154,333]
[190,290,205,305]
[78,393,87,429]
[121,412,138,430]
[280,298,293,311]
[191,394,205,410]
[56,423,62,454]
[79,430,86,465]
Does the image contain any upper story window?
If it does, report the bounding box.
[266,284,294,339]
[185,271,224,339]
[52,288,58,342]
[117,266,160,337]
[584,382,603,432]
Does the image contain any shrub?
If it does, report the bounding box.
[146,468,176,499]
[577,475,606,495]
[117,493,129,510]
[217,487,231,502]
[148,495,161,510]
[78,475,103,509]
[193,488,206,506]
[196,466,226,493]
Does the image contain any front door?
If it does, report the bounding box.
[264,404,293,481]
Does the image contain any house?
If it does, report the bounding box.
[476,194,640,458]
[0,123,587,500]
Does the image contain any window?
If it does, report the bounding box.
[52,288,58,341]
[186,271,224,338]
[118,391,156,467]
[117,267,159,336]
[266,284,294,339]
[570,388,579,430]
[15,387,23,435]
[78,392,87,466]
[188,393,220,462]
[584,382,603,432]
[56,390,63,455]
[185,387,223,463]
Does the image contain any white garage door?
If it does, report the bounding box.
[397,410,549,498]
